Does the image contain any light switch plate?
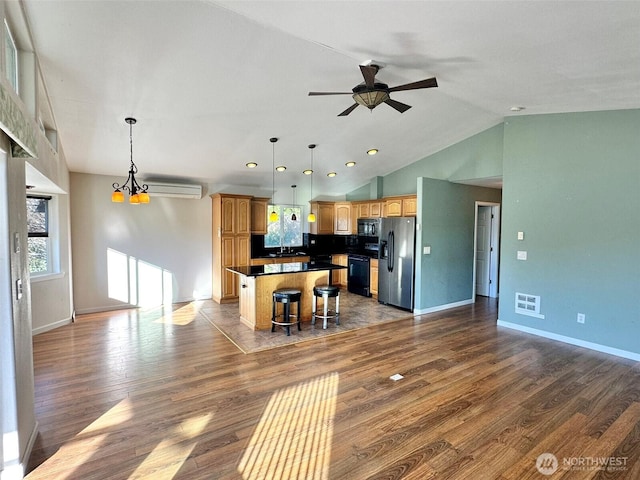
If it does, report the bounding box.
[517,250,527,260]
[517,231,524,240]
[423,246,431,255]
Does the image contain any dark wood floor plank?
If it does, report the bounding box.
[25,296,640,479]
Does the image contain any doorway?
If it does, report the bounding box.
[473,202,500,298]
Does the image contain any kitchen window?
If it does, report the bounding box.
[265,205,302,248]
[27,195,52,275]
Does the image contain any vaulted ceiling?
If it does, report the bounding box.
[21,1,640,198]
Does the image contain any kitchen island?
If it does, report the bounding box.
[227,261,346,330]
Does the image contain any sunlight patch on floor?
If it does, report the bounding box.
[129,413,213,478]
[238,372,339,480]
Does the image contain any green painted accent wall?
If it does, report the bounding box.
[346,183,370,201]
[499,109,640,354]
[382,123,504,196]
[415,178,501,310]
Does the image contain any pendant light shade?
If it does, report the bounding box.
[269,137,278,222]
[307,144,316,223]
[291,185,297,221]
[112,117,150,204]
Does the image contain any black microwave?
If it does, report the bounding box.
[357,218,381,237]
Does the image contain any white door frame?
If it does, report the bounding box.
[472,201,501,299]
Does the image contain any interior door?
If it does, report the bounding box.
[475,206,491,296]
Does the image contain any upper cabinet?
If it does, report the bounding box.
[384,195,417,217]
[220,195,251,234]
[334,202,352,235]
[309,201,335,234]
[251,197,269,234]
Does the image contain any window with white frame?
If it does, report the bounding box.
[265,205,303,249]
[4,20,18,93]
[26,195,52,275]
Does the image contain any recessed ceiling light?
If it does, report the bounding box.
[246,162,257,168]
[510,106,525,112]
[327,172,337,177]
[275,165,287,172]
[345,161,356,167]
[303,169,313,175]
[367,148,378,155]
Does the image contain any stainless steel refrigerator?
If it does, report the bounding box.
[378,217,416,310]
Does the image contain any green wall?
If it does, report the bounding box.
[382,122,504,196]
[499,109,640,355]
[416,178,501,310]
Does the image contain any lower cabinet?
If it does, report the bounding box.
[370,258,379,298]
[331,254,348,287]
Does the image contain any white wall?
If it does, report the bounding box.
[70,172,212,314]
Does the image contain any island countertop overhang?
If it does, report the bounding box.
[227,261,345,278]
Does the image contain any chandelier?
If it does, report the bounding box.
[112,117,149,204]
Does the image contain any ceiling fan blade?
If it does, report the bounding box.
[388,77,438,93]
[384,98,412,113]
[309,91,353,96]
[338,103,359,116]
[359,65,378,88]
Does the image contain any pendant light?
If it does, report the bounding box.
[269,137,278,222]
[307,144,316,223]
[112,117,150,204]
[291,185,297,221]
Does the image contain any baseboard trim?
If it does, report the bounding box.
[32,317,73,335]
[414,298,474,315]
[19,421,39,478]
[497,320,640,361]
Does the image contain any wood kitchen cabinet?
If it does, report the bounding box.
[309,201,335,234]
[251,197,269,234]
[331,254,348,287]
[334,202,352,234]
[212,193,252,303]
[369,201,382,217]
[370,258,379,298]
[384,195,417,217]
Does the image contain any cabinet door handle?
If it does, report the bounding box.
[241,284,247,288]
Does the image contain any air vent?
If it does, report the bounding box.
[515,292,545,319]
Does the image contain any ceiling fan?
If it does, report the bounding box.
[309,62,438,116]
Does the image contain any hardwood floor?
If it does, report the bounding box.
[26,297,640,479]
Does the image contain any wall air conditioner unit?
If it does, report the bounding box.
[144,181,202,199]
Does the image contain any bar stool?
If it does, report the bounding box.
[312,285,340,329]
[271,289,302,336]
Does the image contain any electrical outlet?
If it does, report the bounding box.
[577,313,586,324]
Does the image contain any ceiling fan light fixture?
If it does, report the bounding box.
[353,90,389,110]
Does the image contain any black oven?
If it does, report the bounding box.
[348,254,371,297]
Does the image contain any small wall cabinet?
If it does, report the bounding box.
[309,201,335,234]
[251,197,269,234]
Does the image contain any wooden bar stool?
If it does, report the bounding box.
[271,289,302,336]
[312,285,340,329]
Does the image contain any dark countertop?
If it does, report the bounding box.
[227,261,346,277]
